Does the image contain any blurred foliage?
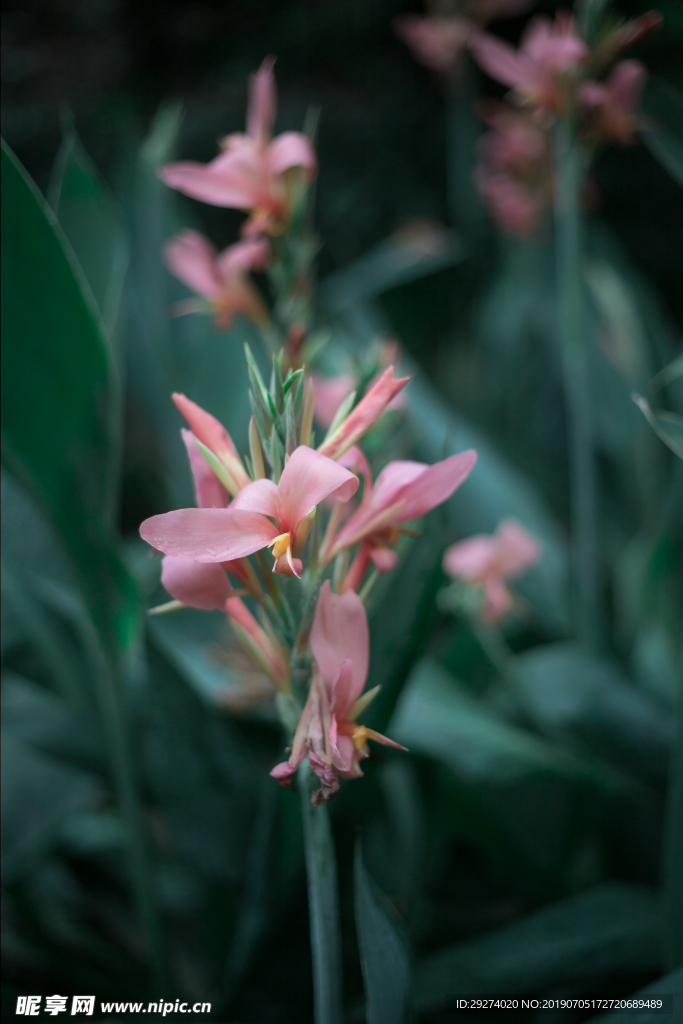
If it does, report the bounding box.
[2,0,683,1022]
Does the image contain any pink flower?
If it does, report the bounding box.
[443,518,540,622]
[140,445,359,578]
[324,451,478,589]
[271,581,405,802]
[172,393,251,495]
[579,60,647,145]
[470,14,588,113]
[475,167,543,237]
[317,367,409,461]
[158,58,317,236]
[165,230,270,329]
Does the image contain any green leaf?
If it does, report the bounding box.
[354,844,411,1024]
[389,659,621,786]
[2,731,99,885]
[1,141,140,653]
[49,124,128,337]
[414,883,663,1009]
[641,77,683,189]
[515,642,673,785]
[299,761,343,1024]
[633,394,683,460]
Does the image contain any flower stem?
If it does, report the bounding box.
[553,120,600,649]
[299,761,343,1024]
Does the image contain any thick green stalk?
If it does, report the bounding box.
[299,762,344,1024]
[553,120,600,649]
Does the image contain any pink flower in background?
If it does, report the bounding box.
[271,582,405,802]
[172,393,251,494]
[325,451,478,588]
[580,60,647,145]
[317,367,409,460]
[140,446,359,578]
[395,0,534,76]
[475,168,543,236]
[311,373,356,429]
[165,230,270,329]
[443,518,540,621]
[470,14,588,113]
[158,57,317,236]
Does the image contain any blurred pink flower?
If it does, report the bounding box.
[475,167,543,236]
[325,450,478,588]
[271,581,405,802]
[165,230,270,330]
[140,446,359,578]
[317,367,409,460]
[310,372,356,429]
[580,60,647,145]
[470,13,588,113]
[159,57,317,235]
[395,0,534,75]
[443,518,540,622]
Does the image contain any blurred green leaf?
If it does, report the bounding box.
[49,124,128,337]
[1,141,140,653]
[515,643,674,785]
[2,731,99,885]
[633,394,683,459]
[389,659,623,786]
[354,844,411,1024]
[414,883,663,1008]
[641,78,683,189]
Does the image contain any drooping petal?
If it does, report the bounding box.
[276,446,359,534]
[231,478,280,519]
[164,230,222,298]
[369,545,398,574]
[160,556,232,610]
[311,581,369,717]
[216,237,270,279]
[469,31,535,90]
[267,132,318,177]
[394,451,478,522]
[247,57,277,145]
[140,508,279,562]
[491,519,540,577]
[172,393,251,490]
[158,158,264,209]
[317,367,409,460]
[181,430,229,509]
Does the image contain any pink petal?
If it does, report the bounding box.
[164,230,222,298]
[469,31,535,90]
[277,446,359,534]
[267,132,318,178]
[140,508,279,562]
[311,581,369,717]
[492,519,540,577]
[158,160,261,209]
[231,479,280,519]
[395,451,478,522]
[172,393,250,490]
[443,535,498,580]
[216,237,270,279]
[225,595,289,687]
[482,578,513,622]
[317,367,409,460]
[335,734,361,779]
[608,60,646,115]
[181,430,229,509]
[369,545,398,574]
[160,556,232,610]
[247,57,277,145]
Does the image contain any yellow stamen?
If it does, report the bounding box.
[268,533,291,560]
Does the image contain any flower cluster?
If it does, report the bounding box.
[145,62,478,802]
[466,9,661,236]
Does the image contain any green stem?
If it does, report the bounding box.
[299,762,343,1024]
[553,120,600,649]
